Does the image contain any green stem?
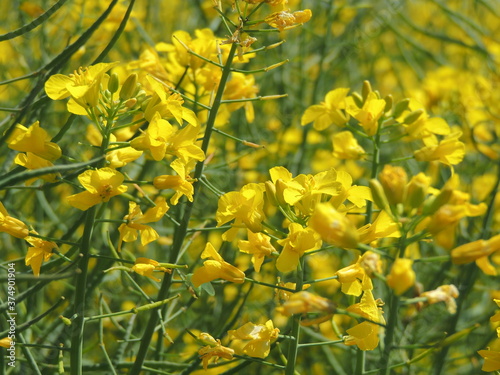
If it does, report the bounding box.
[285,260,305,375]
[129,42,239,375]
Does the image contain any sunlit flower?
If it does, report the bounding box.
[451,234,500,276]
[106,147,143,169]
[153,159,195,205]
[14,152,58,185]
[276,223,321,273]
[0,337,12,348]
[238,231,276,272]
[335,256,373,296]
[66,168,128,211]
[6,121,61,161]
[478,348,500,372]
[228,320,279,358]
[0,202,29,239]
[414,131,465,166]
[130,112,176,161]
[191,242,245,287]
[308,203,359,248]
[378,165,408,206]
[118,197,169,249]
[276,291,335,317]
[265,9,312,31]
[25,234,57,277]
[345,92,386,136]
[332,131,366,160]
[301,88,350,130]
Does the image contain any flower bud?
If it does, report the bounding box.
[403,109,425,125]
[405,173,431,209]
[378,165,408,205]
[108,73,120,94]
[383,94,393,113]
[119,73,138,101]
[386,258,415,295]
[351,92,364,107]
[422,187,453,216]
[274,179,288,207]
[308,203,359,248]
[362,80,372,101]
[264,180,278,206]
[392,98,410,118]
[369,179,391,212]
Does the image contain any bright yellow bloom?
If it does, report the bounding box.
[45,62,119,114]
[276,223,322,273]
[301,88,350,130]
[403,107,450,141]
[106,147,143,169]
[228,320,279,358]
[130,112,175,161]
[308,203,359,248]
[345,92,386,136]
[478,348,500,372]
[358,210,401,245]
[14,152,58,185]
[153,159,195,205]
[329,170,372,210]
[344,290,385,351]
[332,131,366,160]
[386,258,415,295]
[118,197,169,249]
[216,183,266,241]
[25,234,57,277]
[265,9,312,31]
[0,202,29,239]
[165,121,205,165]
[197,332,234,370]
[191,243,245,287]
[131,257,171,282]
[420,284,459,314]
[414,131,465,166]
[66,168,128,211]
[7,121,61,161]
[238,231,276,272]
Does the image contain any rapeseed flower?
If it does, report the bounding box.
[0,202,29,239]
[130,112,175,161]
[276,223,322,273]
[386,258,415,295]
[25,234,57,277]
[335,256,374,296]
[228,320,279,358]
[345,92,386,136]
[332,131,366,160]
[238,231,276,272]
[66,168,128,211]
[131,257,171,282]
[197,332,234,370]
[6,121,61,161]
[301,87,350,130]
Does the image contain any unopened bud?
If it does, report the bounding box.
[59,315,72,326]
[265,181,278,206]
[404,109,425,125]
[362,80,372,101]
[384,94,393,113]
[392,98,410,118]
[378,165,408,205]
[119,73,138,101]
[108,73,120,94]
[275,179,288,207]
[369,179,391,212]
[351,92,364,107]
[405,173,431,209]
[422,187,453,216]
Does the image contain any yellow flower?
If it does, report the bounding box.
[131,257,171,282]
[228,320,279,358]
[6,121,61,161]
[420,284,459,314]
[25,234,57,277]
[216,183,266,241]
[276,223,322,273]
[345,92,386,136]
[451,234,500,276]
[332,131,366,160]
[66,168,128,211]
[386,258,415,295]
[191,243,245,287]
[414,131,465,166]
[0,202,29,239]
[335,256,373,296]
[329,170,372,210]
[358,210,401,245]
[153,160,195,205]
[308,203,359,248]
[301,88,350,130]
[197,332,234,370]
[238,231,276,272]
[14,152,58,185]
[118,197,169,249]
[106,147,143,169]
[130,112,176,161]
[45,62,119,114]
[378,165,408,206]
[344,290,385,351]
[478,348,500,372]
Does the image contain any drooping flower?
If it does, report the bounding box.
[25,234,57,277]
[420,284,459,314]
[6,121,61,161]
[0,202,29,239]
[228,320,279,358]
[118,197,169,249]
[451,234,500,275]
[66,168,128,211]
[344,290,385,351]
[191,243,245,287]
[238,231,276,272]
[131,257,171,282]
[197,332,234,370]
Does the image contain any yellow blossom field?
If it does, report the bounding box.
[1,1,500,374]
